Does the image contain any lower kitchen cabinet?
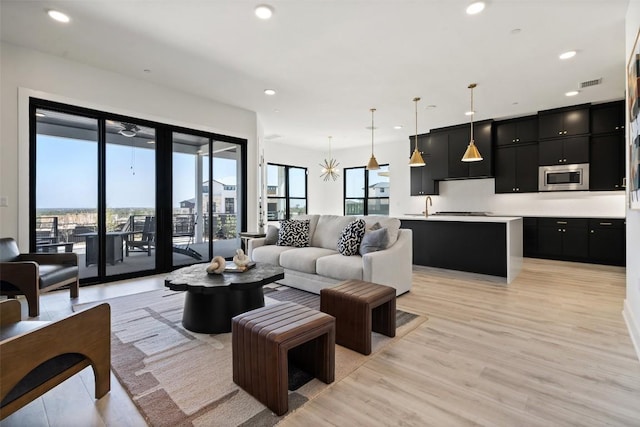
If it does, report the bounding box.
[588,219,626,266]
[524,217,625,266]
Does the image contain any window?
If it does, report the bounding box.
[266,163,307,221]
[344,164,389,216]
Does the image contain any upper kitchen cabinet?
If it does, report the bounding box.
[495,115,538,145]
[591,101,625,134]
[538,105,590,140]
[589,101,625,191]
[446,120,493,179]
[538,136,589,165]
[409,133,446,195]
[495,143,538,193]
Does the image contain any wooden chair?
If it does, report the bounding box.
[125,216,155,256]
[0,299,111,420]
[0,237,79,317]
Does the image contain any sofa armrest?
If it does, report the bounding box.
[0,300,22,326]
[247,237,266,260]
[18,253,78,266]
[362,228,413,296]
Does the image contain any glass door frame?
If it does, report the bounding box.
[29,98,247,285]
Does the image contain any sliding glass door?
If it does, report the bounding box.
[31,98,247,285]
[34,109,99,280]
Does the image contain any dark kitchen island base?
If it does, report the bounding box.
[400,215,523,283]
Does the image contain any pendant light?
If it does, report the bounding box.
[320,136,340,181]
[409,97,426,167]
[461,83,483,162]
[366,108,380,170]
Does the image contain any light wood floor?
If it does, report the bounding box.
[2,258,639,426]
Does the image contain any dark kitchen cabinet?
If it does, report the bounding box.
[523,217,538,257]
[588,219,625,266]
[446,120,493,179]
[495,143,538,193]
[538,136,589,165]
[538,105,590,140]
[409,133,447,195]
[590,133,625,191]
[537,218,588,260]
[589,101,625,191]
[495,116,538,146]
[591,101,625,134]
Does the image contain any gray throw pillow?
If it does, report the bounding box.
[264,225,279,245]
[359,227,389,255]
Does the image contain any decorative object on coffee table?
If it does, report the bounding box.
[320,279,396,355]
[165,262,284,333]
[205,256,226,274]
[233,248,250,266]
[232,301,335,416]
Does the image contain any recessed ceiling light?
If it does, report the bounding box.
[565,90,579,97]
[510,28,521,35]
[274,109,280,113]
[466,2,486,15]
[264,89,276,96]
[255,5,274,19]
[559,50,577,60]
[47,10,70,23]
[393,125,403,130]
[147,140,156,144]
[465,110,475,116]
[425,104,437,109]
[143,69,151,73]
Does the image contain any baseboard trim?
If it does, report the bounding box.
[623,298,640,363]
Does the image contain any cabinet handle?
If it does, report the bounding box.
[558,131,563,135]
[558,228,562,232]
[557,221,568,224]
[615,126,619,130]
[563,130,567,134]
[563,229,566,232]
[512,188,516,191]
[599,222,612,226]
[516,188,520,191]
[563,159,567,162]
[621,125,625,129]
[516,138,520,142]
[558,159,563,163]
[590,230,594,233]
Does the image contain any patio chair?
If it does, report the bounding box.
[0,237,79,317]
[172,213,202,260]
[125,216,155,256]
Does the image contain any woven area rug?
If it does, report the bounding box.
[75,285,425,427]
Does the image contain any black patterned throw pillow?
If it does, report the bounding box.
[337,219,366,256]
[277,219,310,247]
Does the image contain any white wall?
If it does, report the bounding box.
[0,42,259,249]
[624,0,640,362]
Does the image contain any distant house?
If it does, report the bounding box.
[369,181,388,197]
[179,179,237,214]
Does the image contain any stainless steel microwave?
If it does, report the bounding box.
[538,163,590,191]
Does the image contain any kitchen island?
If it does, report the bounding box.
[399,215,523,284]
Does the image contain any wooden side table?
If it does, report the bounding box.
[320,279,396,355]
[232,301,335,415]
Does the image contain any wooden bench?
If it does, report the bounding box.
[320,279,396,355]
[232,302,335,415]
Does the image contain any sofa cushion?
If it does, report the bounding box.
[277,219,310,247]
[293,214,320,241]
[251,245,296,265]
[264,225,279,245]
[280,247,338,274]
[337,219,366,256]
[316,254,364,281]
[363,216,401,248]
[311,215,356,250]
[359,227,389,255]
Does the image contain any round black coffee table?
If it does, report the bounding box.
[165,262,284,333]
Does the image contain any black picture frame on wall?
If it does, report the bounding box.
[629,28,640,210]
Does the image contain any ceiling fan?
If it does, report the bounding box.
[118,122,139,138]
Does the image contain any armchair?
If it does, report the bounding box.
[0,299,111,419]
[0,237,79,317]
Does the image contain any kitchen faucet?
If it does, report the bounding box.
[424,196,432,217]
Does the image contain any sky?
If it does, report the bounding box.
[36,135,238,209]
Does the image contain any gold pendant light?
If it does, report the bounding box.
[409,97,426,167]
[320,136,340,181]
[366,108,380,170]
[461,83,483,162]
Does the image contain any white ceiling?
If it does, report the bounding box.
[0,0,630,151]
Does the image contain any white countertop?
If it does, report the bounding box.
[399,215,522,223]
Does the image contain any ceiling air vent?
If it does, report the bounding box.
[264,134,282,140]
[580,78,602,88]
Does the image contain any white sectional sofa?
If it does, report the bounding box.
[247,214,413,296]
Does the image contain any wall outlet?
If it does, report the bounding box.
[0,196,7,207]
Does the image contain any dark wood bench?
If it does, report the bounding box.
[320,279,396,355]
[232,302,335,415]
